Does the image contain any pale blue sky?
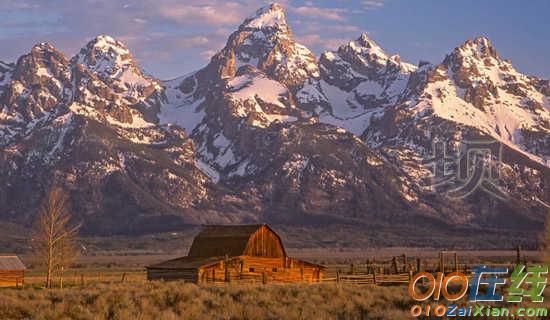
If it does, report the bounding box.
[0,0,548,79]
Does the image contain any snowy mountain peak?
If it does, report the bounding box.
[85,35,131,58]
[453,36,499,61]
[14,42,70,81]
[242,3,287,30]
[473,36,492,47]
[73,35,133,75]
[338,34,417,73]
[32,42,58,52]
[71,35,159,104]
[439,36,509,89]
[349,34,388,66]
[0,41,71,129]
[356,33,383,51]
[203,2,317,86]
[20,43,69,69]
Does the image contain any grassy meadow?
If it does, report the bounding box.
[2,281,550,320]
[0,282,413,320]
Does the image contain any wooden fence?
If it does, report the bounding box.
[313,247,529,286]
[201,270,412,285]
[322,273,411,285]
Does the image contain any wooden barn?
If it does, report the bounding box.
[0,255,26,287]
[147,224,325,283]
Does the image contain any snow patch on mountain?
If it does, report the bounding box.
[157,73,207,135]
[228,73,288,109]
[159,96,205,135]
[195,159,220,183]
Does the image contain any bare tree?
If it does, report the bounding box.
[31,186,81,288]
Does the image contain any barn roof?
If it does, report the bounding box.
[0,256,26,270]
[147,256,223,270]
[187,224,285,258]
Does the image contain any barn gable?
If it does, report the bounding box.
[243,225,286,257]
[187,224,286,258]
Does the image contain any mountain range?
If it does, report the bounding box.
[1,3,548,247]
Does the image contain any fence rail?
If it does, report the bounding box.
[320,272,410,285]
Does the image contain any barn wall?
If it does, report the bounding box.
[243,226,285,258]
[0,270,24,287]
[200,257,323,284]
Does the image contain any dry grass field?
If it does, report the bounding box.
[2,282,549,320]
[0,282,413,320]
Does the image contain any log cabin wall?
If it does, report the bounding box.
[0,270,25,287]
[199,256,324,284]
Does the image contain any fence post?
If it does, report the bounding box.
[240,260,244,280]
[224,256,230,283]
[300,267,304,282]
[336,270,340,283]
[391,257,398,274]
[402,254,407,272]
[349,263,354,275]
[262,271,267,285]
[454,252,458,272]
[516,246,521,265]
[121,273,126,283]
[439,252,444,274]
[366,259,371,274]
[416,258,421,272]
[373,268,377,285]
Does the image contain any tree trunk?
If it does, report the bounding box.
[60,266,64,289]
[46,244,53,288]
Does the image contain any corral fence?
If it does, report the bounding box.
[318,247,529,286]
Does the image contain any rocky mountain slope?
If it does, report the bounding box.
[0,36,258,234]
[0,3,548,245]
